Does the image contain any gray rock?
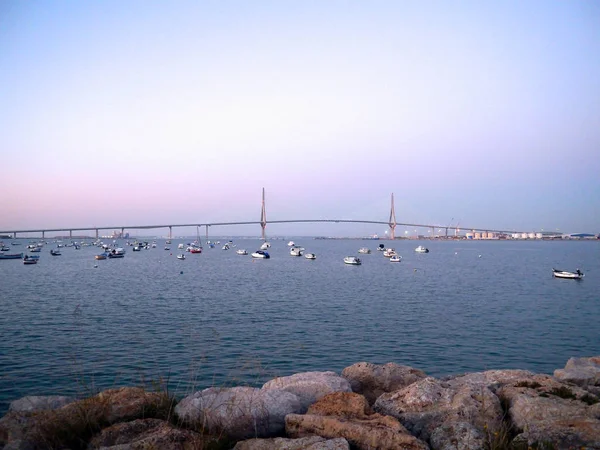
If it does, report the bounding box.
[497,376,600,448]
[233,436,350,450]
[374,376,502,450]
[554,356,600,388]
[262,372,352,412]
[8,395,74,413]
[341,362,427,404]
[174,386,302,440]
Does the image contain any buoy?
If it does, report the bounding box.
[414,268,417,272]
[455,252,458,255]
[478,255,482,258]
[180,271,183,274]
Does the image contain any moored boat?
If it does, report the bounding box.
[236,249,248,255]
[108,248,126,258]
[287,241,295,247]
[305,253,316,260]
[358,247,371,254]
[260,242,271,250]
[177,254,186,260]
[23,256,38,265]
[251,250,270,259]
[50,249,61,256]
[344,256,361,265]
[389,255,402,262]
[290,247,303,257]
[95,253,108,260]
[552,268,584,279]
[0,252,24,260]
[415,245,429,253]
[383,248,397,257]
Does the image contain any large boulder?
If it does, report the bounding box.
[554,356,600,389]
[88,418,208,449]
[374,376,503,450]
[174,386,302,440]
[262,372,352,412]
[286,392,429,450]
[233,436,350,450]
[497,374,600,448]
[9,395,75,413]
[341,362,427,404]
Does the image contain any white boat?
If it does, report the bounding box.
[290,247,303,257]
[222,244,230,250]
[236,249,248,255]
[389,255,402,262]
[164,246,170,251]
[50,249,61,256]
[260,242,271,250]
[552,268,584,279]
[305,253,316,260]
[287,241,295,247]
[358,247,371,254]
[178,243,184,249]
[415,246,429,253]
[383,248,397,257]
[23,256,38,265]
[177,254,186,260]
[251,250,270,259]
[344,256,361,265]
[108,248,126,258]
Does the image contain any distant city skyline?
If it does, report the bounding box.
[1,1,599,234]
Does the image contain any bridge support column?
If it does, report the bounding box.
[260,188,267,240]
[95,229,99,239]
[42,231,45,239]
[13,232,16,239]
[121,227,124,238]
[168,226,172,240]
[430,226,435,239]
[205,225,209,240]
[445,227,449,237]
[69,230,72,239]
[388,193,397,240]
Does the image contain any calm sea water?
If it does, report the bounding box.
[1,238,598,414]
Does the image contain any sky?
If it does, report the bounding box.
[1,0,599,237]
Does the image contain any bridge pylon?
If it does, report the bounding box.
[388,193,397,240]
[260,188,267,240]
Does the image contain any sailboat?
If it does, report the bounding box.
[189,226,203,253]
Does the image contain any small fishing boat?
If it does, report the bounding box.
[236,249,248,255]
[23,256,38,265]
[552,268,584,280]
[0,252,24,260]
[305,253,316,260]
[290,247,303,257]
[189,247,202,254]
[108,248,126,258]
[251,250,270,259]
[377,244,385,251]
[389,255,402,262]
[50,249,61,256]
[177,254,186,260]
[344,256,361,265]
[383,248,397,257]
[358,247,371,254]
[415,246,429,253]
[260,242,271,250]
[95,253,108,260]
[287,241,295,247]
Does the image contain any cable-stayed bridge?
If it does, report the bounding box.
[0,189,530,240]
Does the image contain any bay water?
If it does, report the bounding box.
[1,238,598,414]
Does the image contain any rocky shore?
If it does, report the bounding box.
[1,356,599,449]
